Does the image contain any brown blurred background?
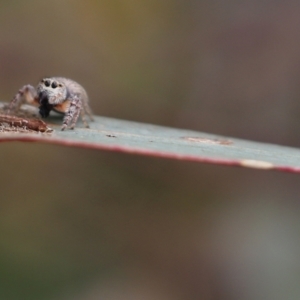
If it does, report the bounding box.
[1,1,300,299]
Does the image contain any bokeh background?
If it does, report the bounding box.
[1,1,300,299]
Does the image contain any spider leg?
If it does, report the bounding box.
[8,85,38,113]
[70,104,82,130]
[76,108,89,129]
[82,98,94,121]
[61,94,85,131]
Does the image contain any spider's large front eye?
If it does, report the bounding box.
[44,80,50,87]
[51,82,58,89]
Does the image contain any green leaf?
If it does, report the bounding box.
[0,102,300,174]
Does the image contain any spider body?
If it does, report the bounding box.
[8,77,93,130]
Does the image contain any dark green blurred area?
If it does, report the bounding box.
[1,1,300,299]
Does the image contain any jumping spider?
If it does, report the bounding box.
[8,77,93,130]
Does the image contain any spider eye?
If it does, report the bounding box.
[51,82,58,88]
[44,80,50,87]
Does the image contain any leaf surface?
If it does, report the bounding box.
[0,103,299,173]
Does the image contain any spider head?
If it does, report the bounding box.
[37,78,68,105]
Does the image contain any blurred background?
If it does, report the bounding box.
[1,1,300,299]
